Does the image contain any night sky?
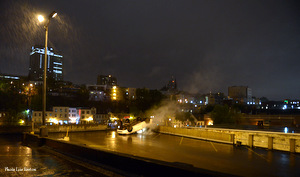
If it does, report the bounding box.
[0,0,300,100]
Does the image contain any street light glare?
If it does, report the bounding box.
[38,15,45,22]
[50,11,57,18]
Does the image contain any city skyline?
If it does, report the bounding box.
[0,0,300,100]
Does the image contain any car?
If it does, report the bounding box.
[117,117,153,135]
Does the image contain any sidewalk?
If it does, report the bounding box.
[0,134,119,177]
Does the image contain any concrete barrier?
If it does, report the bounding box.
[33,124,107,133]
[158,126,300,153]
[0,126,31,134]
[158,126,234,144]
[23,133,231,177]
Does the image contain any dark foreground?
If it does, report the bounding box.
[0,134,122,177]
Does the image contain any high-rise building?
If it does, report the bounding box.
[97,75,117,87]
[28,46,63,81]
[228,86,252,104]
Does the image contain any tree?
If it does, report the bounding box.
[211,105,233,124]
[0,88,27,124]
[211,104,243,124]
[175,112,194,122]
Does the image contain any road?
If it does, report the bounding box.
[49,130,300,177]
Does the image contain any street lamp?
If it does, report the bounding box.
[38,11,58,137]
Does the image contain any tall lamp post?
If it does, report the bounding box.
[38,11,57,137]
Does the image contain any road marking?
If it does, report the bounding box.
[246,147,270,162]
[179,137,184,145]
[210,142,218,152]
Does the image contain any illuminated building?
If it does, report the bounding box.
[94,114,110,124]
[0,74,20,80]
[111,86,117,100]
[28,46,63,81]
[86,85,107,101]
[32,107,96,124]
[32,110,53,124]
[125,88,136,100]
[0,73,27,85]
[77,107,96,123]
[97,75,117,88]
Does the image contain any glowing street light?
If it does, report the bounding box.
[38,15,44,22]
[38,11,58,137]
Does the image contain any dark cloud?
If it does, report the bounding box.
[1,0,300,100]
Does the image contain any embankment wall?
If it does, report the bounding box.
[158,126,300,153]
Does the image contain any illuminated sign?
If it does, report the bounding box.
[30,47,63,58]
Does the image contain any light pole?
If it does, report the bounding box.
[38,11,57,137]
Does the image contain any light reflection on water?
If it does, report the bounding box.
[106,131,117,150]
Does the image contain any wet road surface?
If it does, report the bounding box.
[0,134,121,177]
[49,130,300,177]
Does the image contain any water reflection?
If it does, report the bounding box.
[106,131,117,150]
[267,151,273,163]
[111,131,116,139]
[289,154,296,167]
[127,136,132,144]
